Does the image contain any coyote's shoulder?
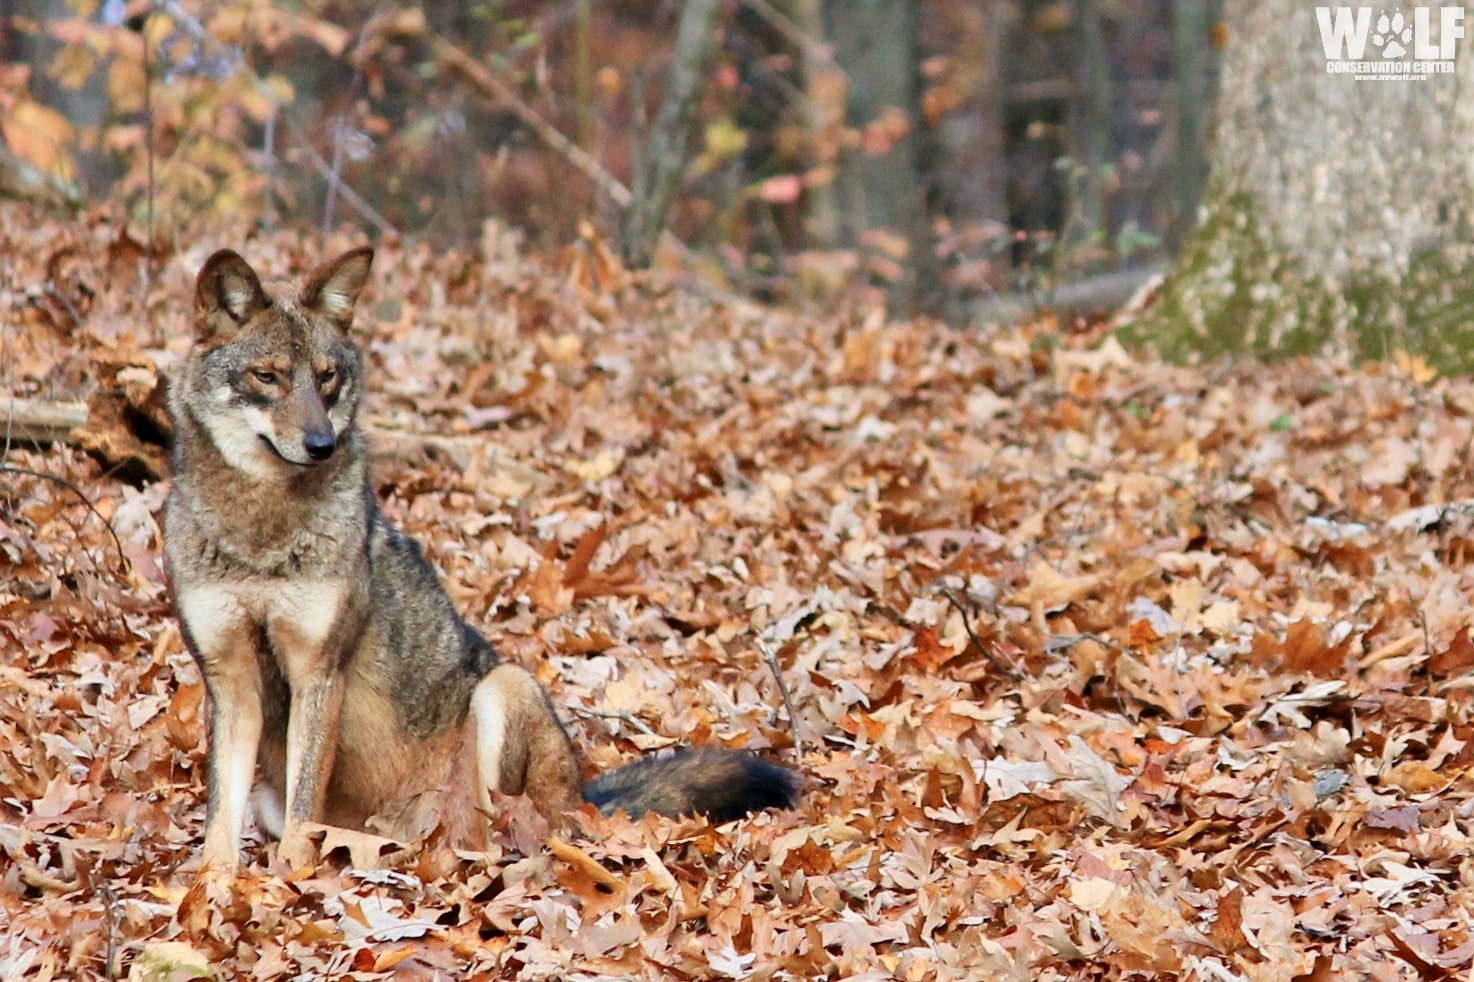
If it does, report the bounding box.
[165,247,798,871]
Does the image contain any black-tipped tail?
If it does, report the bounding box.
[585,747,799,824]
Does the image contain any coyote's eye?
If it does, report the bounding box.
[318,367,337,387]
[251,368,279,385]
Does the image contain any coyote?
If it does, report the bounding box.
[164,247,797,871]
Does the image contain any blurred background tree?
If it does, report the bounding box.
[0,1,1254,342]
[1127,0,1474,367]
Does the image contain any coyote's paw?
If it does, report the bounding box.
[1372,10,1412,58]
[196,861,240,893]
[178,863,243,938]
[276,830,319,872]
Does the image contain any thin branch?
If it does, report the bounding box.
[42,281,83,331]
[263,105,277,230]
[737,0,839,70]
[282,116,401,239]
[756,637,803,758]
[143,10,155,301]
[101,883,119,980]
[0,465,126,571]
[932,581,1023,679]
[1044,631,1127,653]
[367,16,732,276]
[970,263,1167,326]
[322,115,346,240]
[567,705,658,738]
[323,9,381,240]
[574,0,593,151]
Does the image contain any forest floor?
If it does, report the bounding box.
[3,205,1474,980]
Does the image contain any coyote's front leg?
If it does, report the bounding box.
[267,580,366,865]
[177,586,264,874]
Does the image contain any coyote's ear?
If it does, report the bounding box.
[301,247,374,329]
[195,250,269,341]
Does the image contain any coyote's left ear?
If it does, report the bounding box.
[301,246,374,329]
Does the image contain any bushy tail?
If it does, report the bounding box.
[584,747,799,824]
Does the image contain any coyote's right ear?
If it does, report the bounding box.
[195,250,269,342]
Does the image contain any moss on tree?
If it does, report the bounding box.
[1124,187,1474,372]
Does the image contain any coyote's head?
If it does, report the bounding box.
[177,247,373,478]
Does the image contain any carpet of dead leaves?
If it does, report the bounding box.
[4,205,1474,980]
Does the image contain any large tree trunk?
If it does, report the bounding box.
[827,0,932,313]
[1124,0,1474,369]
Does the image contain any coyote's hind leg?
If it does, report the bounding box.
[470,664,585,829]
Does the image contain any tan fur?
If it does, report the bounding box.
[472,665,585,821]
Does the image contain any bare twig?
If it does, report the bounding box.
[282,116,401,239]
[1418,606,1434,696]
[756,637,803,758]
[567,705,658,738]
[0,399,86,445]
[574,0,593,151]
[101,883,119,979]
[1044,631,1128,653]
[368,15,733,277]
[263,105,277,229]
[323,115,346,239]
[0,465,126,570]
[0,397,557,484]
[971,263,1167,326]
[324,9,381,240]
[738,0,839,69]
[42,281,84,331]
[932,581,1022,678]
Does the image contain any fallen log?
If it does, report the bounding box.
[1,396,549,492]
[2,398,87,446]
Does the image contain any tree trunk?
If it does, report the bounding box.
[1124,0,1474,369]
[1167,0,1220,250]
[621,0,722,268]
[791,0,842,249]
[1069,0,1112,252]
[827,0,932,313]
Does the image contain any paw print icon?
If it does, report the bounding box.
[1372,9,1412,58]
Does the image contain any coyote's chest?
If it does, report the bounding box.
[175,578,351,680]
[165,459,367,581]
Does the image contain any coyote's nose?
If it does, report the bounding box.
[303,431,336,461]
